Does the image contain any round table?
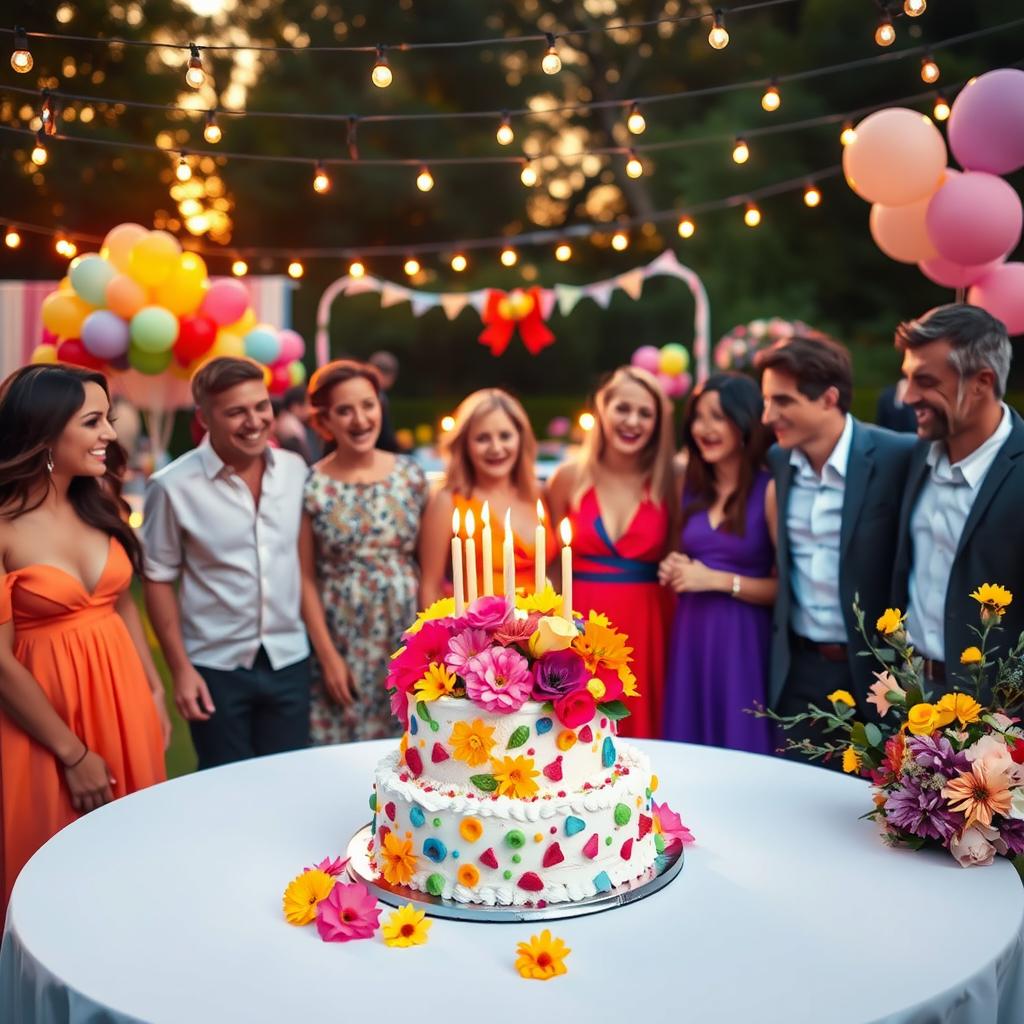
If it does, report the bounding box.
[3,740,1023,1024]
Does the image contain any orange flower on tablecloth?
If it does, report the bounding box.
[572,617,632,676]
[449,718,496,767]
[942,761,1013,828]
[381,903,432,948]
[379,831,418,886]
[282,868,336,926]
[515,929,571,980]
[491,754,540,799]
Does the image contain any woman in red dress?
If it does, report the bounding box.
[547,367,677,738]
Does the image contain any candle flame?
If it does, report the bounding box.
[465,508,476,538]
[452,507,461,535]
[559,517,572,546]
[481,500,490,527]
[536,499,545,523]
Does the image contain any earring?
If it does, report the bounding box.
[46,449,54,474]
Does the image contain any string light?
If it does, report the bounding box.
[40,92,58,137]
[231,259,248,276]
[626,102,646,135]
[403,257,421,276]
[875,12,896,48]
[10,27,32,73]
[541,33,562,75]
[371,45,392,88]
[287,260,304,279]
[761,79,781,112]
[30,131,48,166]
[625,149,644,179]
[905,0,926,15]
[611,230,629,251]
[933,93,951,121]
[175,154,192,182]
[732,137,750,164]
[416,165,434,192]
[803,183,822,207]
[185,43,205,88]
[312,162,331,193]
[441,415,456,432]
[203,111,222,144]
[55,236,76,258]
[554,242,572,262]
[496,112,514,146]
[450,253,467,272]
[744,202,762,227]
[840,121,857,146]
[4,227,21,248]
[708,9,729,50]
[677,215,695,238]
[520,161,537,187]
[500,247,518,267]
[348,260,365,278]
[921,55,940,84]
[578,412,596,432]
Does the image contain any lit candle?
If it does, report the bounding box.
[451,507,464,615]
[534,499,546,595]
[560,517,573,621]
[481,501,493,596]
[465,508,478,605]
[503,507,515,605]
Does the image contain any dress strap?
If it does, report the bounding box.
[0,574,12,626]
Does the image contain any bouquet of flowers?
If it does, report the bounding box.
[713,317,834,371]
[761,584,1024,867]
[386,588,637,734]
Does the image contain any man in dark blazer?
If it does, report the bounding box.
[760,337,915,761]
[892,304,1024,692]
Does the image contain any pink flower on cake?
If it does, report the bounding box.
[652,800,695,852]
[463,647,533,713]
[445,628,492,674]
[493,612,541,648]
[465,595,514,631]
[950,823,999,868]
[389,621,455,693]
[315,881,382,942]
[305,855,349,877]
[553,690,596,730]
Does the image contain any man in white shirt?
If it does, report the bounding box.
[893,304,1024,691]
[761,337,914,764]
[142,358,311,769]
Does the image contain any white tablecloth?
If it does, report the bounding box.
[2,741,1023,1024]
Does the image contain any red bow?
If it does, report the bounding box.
[478,287,555,356]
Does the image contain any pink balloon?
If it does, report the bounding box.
[277,328,305,364]
[200,279,250,327]
[926,171,1023,266]
[655,372,676,397]
[869,196,938,264]
[631,345,661,373]
[967,263,1024,335]
[918,255,1003,289]
[842,108,946,207]
[949,68,1024,176]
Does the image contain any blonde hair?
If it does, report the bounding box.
[440,389,539,501]
[572,366,678,514]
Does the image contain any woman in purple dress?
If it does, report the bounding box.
[658,373,778,753]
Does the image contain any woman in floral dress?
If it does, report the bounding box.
[299,361,427,743]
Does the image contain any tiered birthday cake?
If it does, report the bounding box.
[367,592,662,907]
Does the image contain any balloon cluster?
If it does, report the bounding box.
[630,343,692,398]
[845,69,1024,333]
[31,222,306,394]
[713,317,831,371]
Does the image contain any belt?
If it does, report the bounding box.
[922,658,946,683]
[792,633,848,663]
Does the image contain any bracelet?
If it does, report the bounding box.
[63,744,89,770]
[731,574,741,597]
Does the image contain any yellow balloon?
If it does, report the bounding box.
[231,307,257,335]
[101,222,149,273]
[152,252,208,316]
[208,330,245,359]
[59,276,72,292]
[30,343,59,364]
[41,291,91,339]
[128,230,182,288]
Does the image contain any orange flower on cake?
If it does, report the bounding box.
[491,754,540,798]
[379,831,418,886]
[515,930,571,981]
[448,718,496,767]
[572,616,632,676]
[413,662,458,703]
[282,868,336,926]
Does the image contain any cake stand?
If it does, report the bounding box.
[345,822,684,923]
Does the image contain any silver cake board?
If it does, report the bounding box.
[345,822,684,923]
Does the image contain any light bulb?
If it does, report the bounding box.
[11,29,32,73]
[921,56,939,84]
[611,230,629,251]
[451,253,467,272]
[708,9,729,50]
[185,44,204,88]
[904,0,926,15]
[348,260,365,278]
[54,238,67,256]
[933,95,950,121]
[625,150,643,179]
[496,113,514,146]
[203,112,222,144]
[840,122,857,147]
[578,412,595,432]
[176,156,192,182]
[404,257,421,277]
[520,162,537,187]
[555,242,572,262]
[541,34,562,75]
[761,81,781,112]
[441,415,456,432]
[677,216,695,239]
[287,261,304,279]
[312,163,330,193]
[500,247,518,267]
[4,228,21,248]
[732,137,749,164]
[65,240,78,258]
[875,13,895,47]
[803,185,821,208]
[371,46,392,88]
[31,135,48,166]
[744,203,761,228]
[416,166,434,192]
[626,103,646,135]
[231,259,248,276]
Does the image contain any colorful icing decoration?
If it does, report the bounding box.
[593,870,613,893]
[410,716,418,735]
[582,834,599,859]
[654,834,666,855]
[578,724,594,743]
[620,838,633,860]
[535,717,553,734]
[507,725,530,749]
[517,872,544,892]
[542,756,563,782]
[423,838,447,863]
[404,747,423,777]
[384,801,396,822]
[565,816,586,837]
[469,773,499,793]
[505,829,526,849]
[459,818,483,843]
[431,742,449,763]
[426,873,445,896]
[377,824,391,845]
[457,864,480,887]
[432,818,442,827]
[602,737,616,768]
[533,833,544,843]
[555,730,577,751]
[650,774,659,791]
[637,814,652,839]
[542,842,565,867]
[368,792,377,812]
[605,836,613,846]
[512,854,522,864]
[479,848,499,869]
[614,803,632,827]
[503,870,513,880]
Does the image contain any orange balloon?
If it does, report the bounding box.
[101,222,149,273]
[870,197,940,265]
[105,273,148,319]
[30,343,59,365]
[41,291,91,338]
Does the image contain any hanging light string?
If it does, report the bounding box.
[1,17,1010,132]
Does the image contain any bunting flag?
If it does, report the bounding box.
[315,251,711,381]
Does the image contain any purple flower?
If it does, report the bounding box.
[996,818,1024,856]
[465,595,513,632]
[463,647,533,714]
[445,628,491,675]
[532,649,588,700]
[884,777,962,844]
[907,734,971,777]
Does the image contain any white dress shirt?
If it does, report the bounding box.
[787,414,853,642]
[906,405,1012,660]
[142,439,310,671]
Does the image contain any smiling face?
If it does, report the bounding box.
[760,367,838,450]
[466,406,521,486]
[199,378,274,462]
[600,378,657,459]
[319,375,382,457]
[689,388,742,466]
[50,381,118,478]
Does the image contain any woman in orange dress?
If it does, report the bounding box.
[547,367,678,739]
[419,389,556,606]
[0,365,169,912]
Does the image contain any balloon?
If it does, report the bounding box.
[152,251,208,316]
[41,291,91,338]
[869,196,939,265]
[233,308,258,336]
[288,360,307,387]
[174,313,217,366]
[268,363,291,395]
[200,279,249,327]
[57,338,106,370]
[926,171,1023,266]
[30,343,58,364]
[105,273,148,320]
[630,345,660,373]
[127,230,181,287]
[655,372,677,396]
[130,306,179,353]
[967,263,1024,335]
[128,344,174,375]
[842,108,946,206]
[69,253,116,307]
[206,330,246,360]
[677,372,693,396]
[81,310,131,360]
[918,255,1003,289]
[948,69,1024,176]
[658,343,688,376]
[277,328,305,365]
[243,324,282,365]
[41,327,58,346]
[101,223,148,273]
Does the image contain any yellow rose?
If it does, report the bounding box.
[842,746,862,774]
[935,691,983,727]
[906,702,940,736]
[528,615,577,657]
[586,677,607,700]
[875,608,905,636]
[959,646,983,665]
[827,689,856,708]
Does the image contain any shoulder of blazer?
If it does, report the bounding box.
[1004,407,1024,457]
[856,421,917,467]
[766,442,789,475]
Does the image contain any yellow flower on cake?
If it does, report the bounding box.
[515,929,571,981]
[935,691,983,727]
[906,702,940,736]
[586,610,611,628]
[827,689,856,708]
[516,584,562,616]
[405,596,457,635]
[382,904,432,948]
[970,583,1013,615]
[960,646,983,666]
[529,615,577,657]
[875,608,905,636]
[491,754,540,799]
[413,662,457,702]
[379,831,418,886]
[449,718,496,767]
[618,664,640,698]
[572,618,632,676]
[282,868,335,926]
[842,746,862,774]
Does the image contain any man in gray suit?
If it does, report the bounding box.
[760,337,915,761]
[892,304,1024,691]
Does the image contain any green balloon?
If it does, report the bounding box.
[130,305,179,354]
[128,344,173,375]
